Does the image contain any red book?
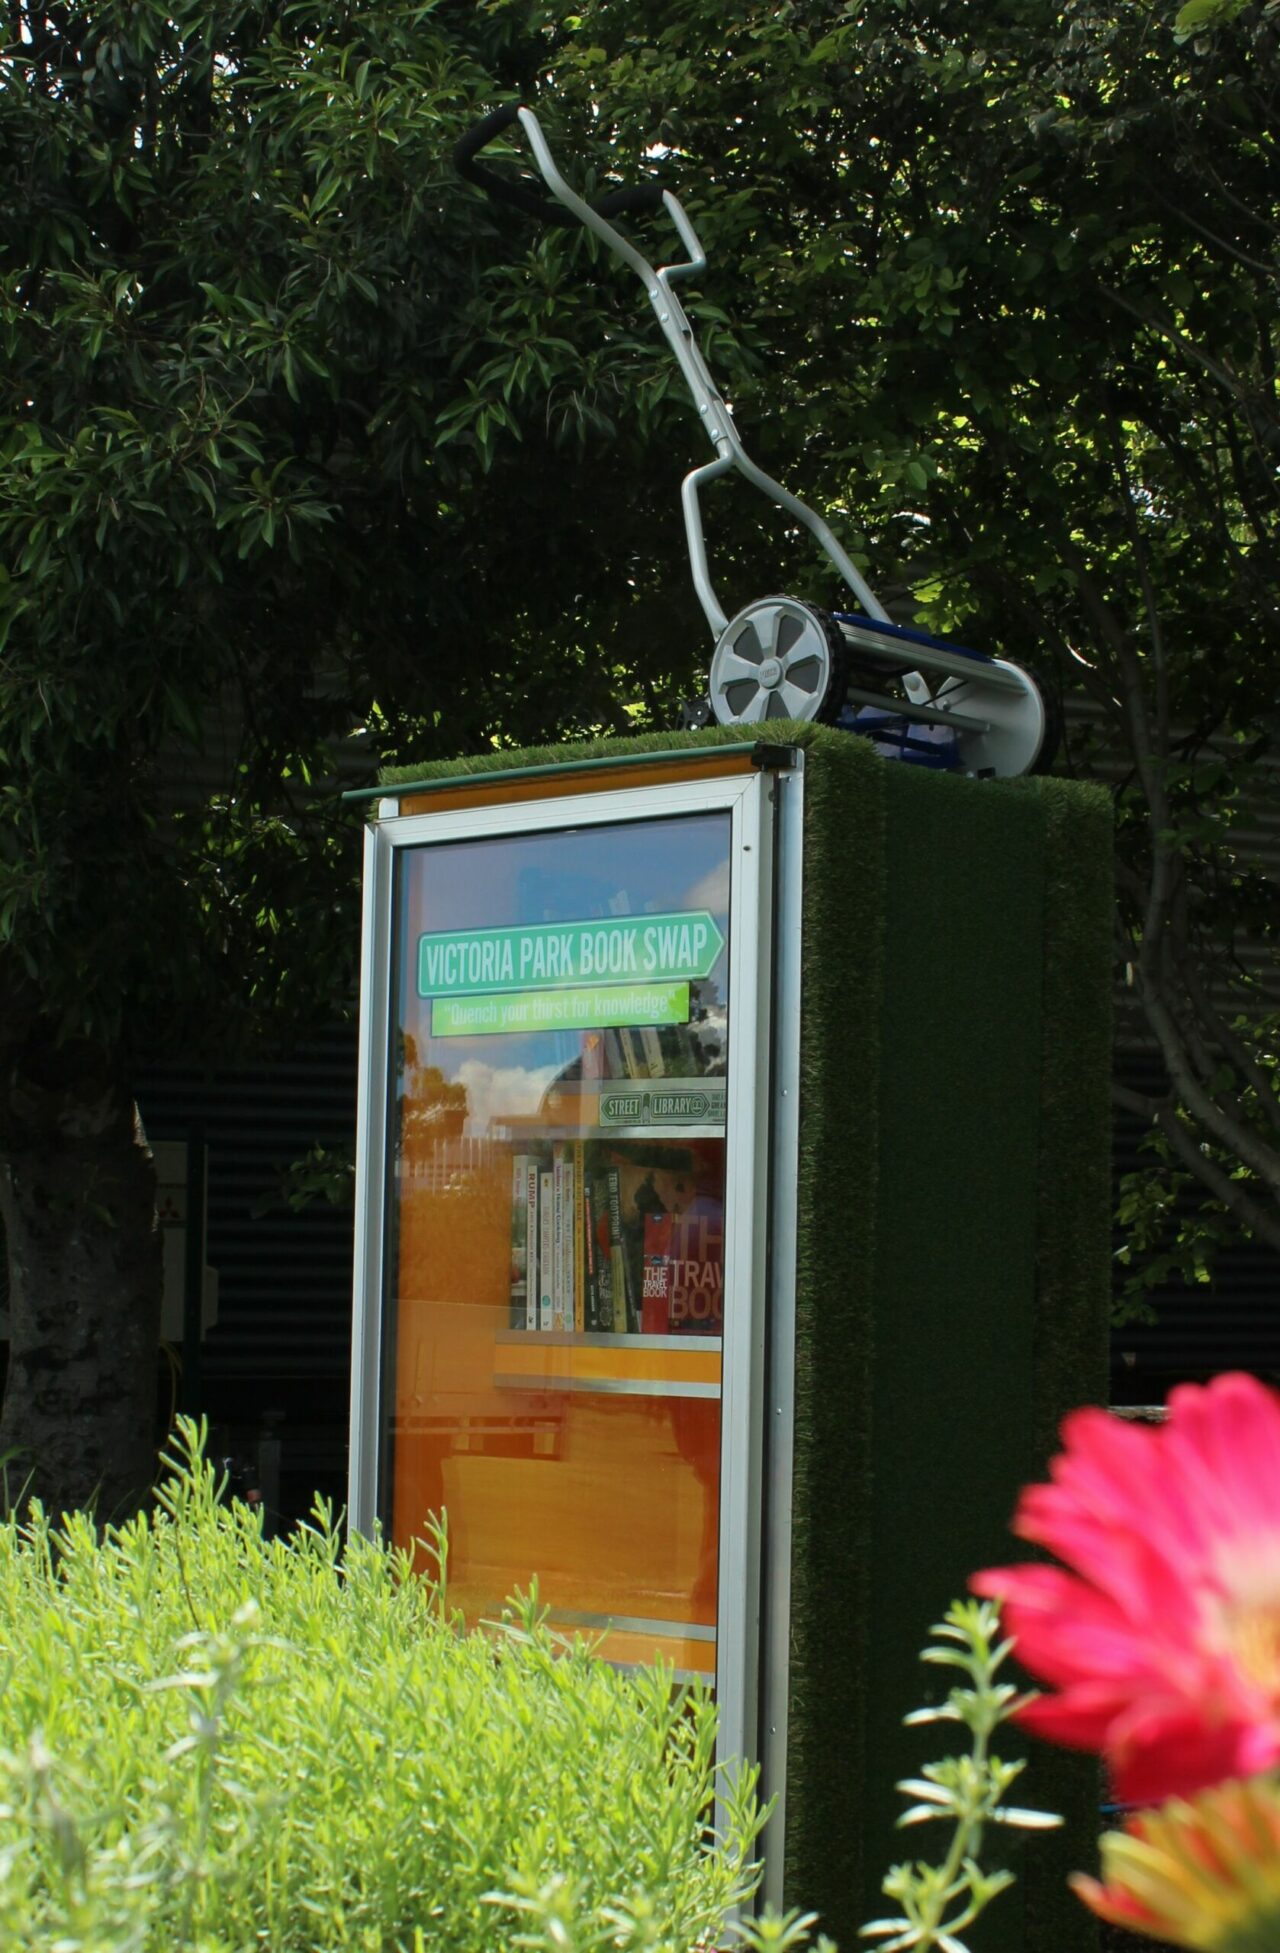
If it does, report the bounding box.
[667,1196,725,1335]
[641,1211,674,1334]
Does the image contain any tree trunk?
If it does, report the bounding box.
[0,1040,162,1522]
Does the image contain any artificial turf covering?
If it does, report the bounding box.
[379,725,1113,1953]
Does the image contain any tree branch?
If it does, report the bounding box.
[1100,284,1274,424]
[1105,403,1169,757]
[1138,969,1280,1196]
[1114,1079,1165,1125]
[1177,955,1280,1137]
[1153,1103,1280,1259]
[1222,408,1279,557]
[1143,177,1277,279]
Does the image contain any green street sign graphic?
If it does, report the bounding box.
[598,1080,726,1127]
[431,982,690,1039]
[417,911,724,1000]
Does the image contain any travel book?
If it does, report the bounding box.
[641,1194,725,1335]
[641,1210,673,1335]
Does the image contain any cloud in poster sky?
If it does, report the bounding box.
[456,1058,563,1137]
[682,857,729,917]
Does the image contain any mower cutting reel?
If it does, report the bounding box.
[455,104,1056,779]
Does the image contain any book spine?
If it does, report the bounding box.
[618,1025,648,1078]
[601,1027,628,1079]
[606,1167,629,1335]
[641,1211,673,1335]
[637,1024,664,1077]
[594,1183,615,1332]
[525,1157,540,1331]
[562,1148,578,1335]
[573,1141,585,1333]
[622,1219,641,1335]
[582,1171,598,1329]
[551,1145,564,1331]
[580,1029,606,1083]
[509,1152,530,1330]
[538,1170,554,1332]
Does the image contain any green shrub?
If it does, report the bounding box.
[0,1422,763,1950]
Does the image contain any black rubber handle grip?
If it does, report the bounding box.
[453,103,577,226]
[593,183,665,219]
[454,104,663,229]
[453,102,522,168]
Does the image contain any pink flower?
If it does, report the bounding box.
[972,1373,1280,1804]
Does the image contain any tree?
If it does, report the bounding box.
[463,0,1280,1310]
[0,0,712,1515]
[5,0,1277,1511]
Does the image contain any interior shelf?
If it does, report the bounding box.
[493,1330,719,1350]
[499,1123,726,1144]
[493,1333,721,1400]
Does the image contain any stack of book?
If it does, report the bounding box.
[508,1141,724,1337]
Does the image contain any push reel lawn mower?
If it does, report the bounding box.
[456,104,1054,778]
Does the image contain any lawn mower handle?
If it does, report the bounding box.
[454,104,664,227]
[455,103,888,640]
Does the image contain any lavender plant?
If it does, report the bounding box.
[0,1420,763,1951]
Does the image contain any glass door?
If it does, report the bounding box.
[352,769,772,1759]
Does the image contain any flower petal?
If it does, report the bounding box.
[974,1375,1280,1802]
[1070,1774,1280,1951]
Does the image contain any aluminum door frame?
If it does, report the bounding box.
[348,767,777,1775]
[759,752,804,1910]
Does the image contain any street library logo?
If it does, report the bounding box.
[598,1082,727,1128]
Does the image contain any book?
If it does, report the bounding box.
[599,1021,722,1086]
[549,1143,578,1332]
[637,1024,665,1077]
[525,1155,540,1330]
[605,1167,630,1334]
[561,1147,576,1332]
[572,1140,585,1333]
[509,1152,531,1329]
[617,1158,684,1333]
[587,1169,615,1331]
[666,1194,725,1335]
[538,1170,554,1332]
[582,1171,598,1328]
[552,1145,565,1331]
[641,1209,674,1334]
[580,1029,607,1084]
[617,1025,650,1079]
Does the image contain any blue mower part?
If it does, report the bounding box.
[836,704,964,770]
[830,611,1053,778]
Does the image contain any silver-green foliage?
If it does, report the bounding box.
[860,1601,1061,1953]
[0,1421,762,1950]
